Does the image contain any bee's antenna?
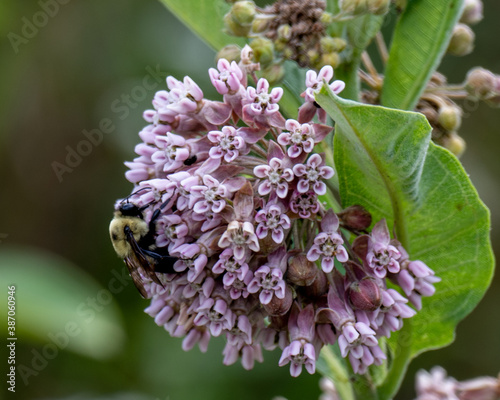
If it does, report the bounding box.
[139,202,154,212]
[120,187,152,205]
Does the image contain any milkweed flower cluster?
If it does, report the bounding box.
[317,366,500,400]
[414,366,500,400]
[115,46,439,377]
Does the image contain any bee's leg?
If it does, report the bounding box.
[138,207,162,249]
[142,248,176,262]
[141,192,177,250]
[149,208,161,225]
[142,248,177,274]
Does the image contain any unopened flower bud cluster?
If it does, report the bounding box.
[117,47,439,376]
[224,0,349,71]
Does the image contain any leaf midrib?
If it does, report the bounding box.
[335,101,409,246]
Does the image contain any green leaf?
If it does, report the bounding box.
[158,0,245,51]
[316,88,494,398]
[0,246,126,360]
[381,0,465,110]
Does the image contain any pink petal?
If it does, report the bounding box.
[318,65,334,82]
[254,165,270,178]
[271,229,284,243]
[321,257,334,273]
[259,290,273,305]
[293,164,307,176]
[330,80,346,94]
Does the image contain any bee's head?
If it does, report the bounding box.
[118,202,144,218]
[117,187,153,218]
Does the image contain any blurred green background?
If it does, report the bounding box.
[0,1,498,399]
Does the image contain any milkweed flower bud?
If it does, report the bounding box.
[319,52,341,70]
[461,0,483,25]
[320,37,340,54]
[263,284,293,316]
[465,67,497,99]
[301,269,329,299]
[347,277,382,311]
[252,15,271,34]
[287,252,317,286]
[485,77,500,108]
[440,132,467,158]
[262,64,286,84]
[276,24,292,41]
[337,205,372,231]
[438,105,463,132]
[217,45,242,64]
[231,1,256,26]
[447,23,475,56]
[249,37,275,67]
[224,10,251,37]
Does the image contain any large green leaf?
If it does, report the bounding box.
[0,246,126,360]
[316,88,494,398]
[381,0,464,110]
[158,0,245,51]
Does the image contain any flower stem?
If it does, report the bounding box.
[376,322,413,399]
[375,32,388,64]
[319,346,355,400]
[351,373,379,400]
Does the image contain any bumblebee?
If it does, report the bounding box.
[109,194,177,298]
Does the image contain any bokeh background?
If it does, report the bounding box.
[0,1,498,399]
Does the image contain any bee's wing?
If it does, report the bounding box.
[124,255,148,298]
[124,228,164,291]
